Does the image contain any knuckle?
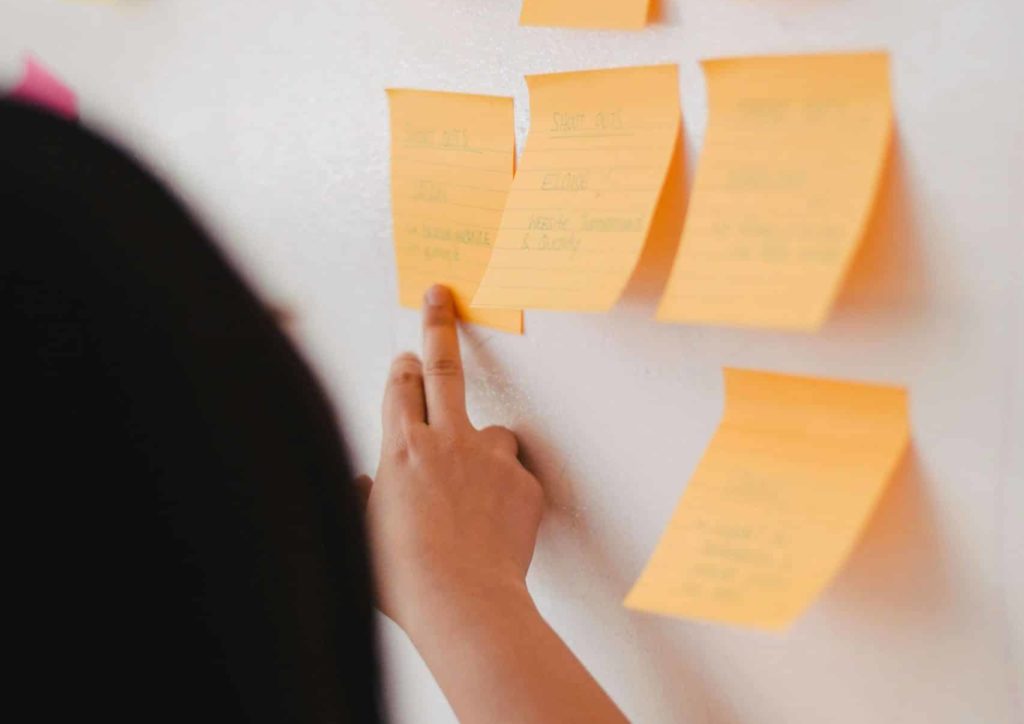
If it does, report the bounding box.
[405,424,432,453]
[482,425,518,452]
[423,429,463,457]
[389,355,422,385]
[435,430,460,452]
[390,368,421,386]
[387,424,429,462]
[424,357,462,377]
[388,436,411,462]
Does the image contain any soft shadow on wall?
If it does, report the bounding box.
[619,127,688,310]
[533,451,743,724]
[830,133,931,328]
[616,129,930,332]
[648,0,664,24]
[823,446,951,626]
[459,325,738,723]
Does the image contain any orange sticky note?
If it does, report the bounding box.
[473,65,680,312]
[387,89,522,333]
[626,368,909,630]
[657,52,893,330]
[520,0,651,29]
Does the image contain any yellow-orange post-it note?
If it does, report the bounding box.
[626,368,909,630]
[387,89,522,333]
[520,0,651,30]
[657,52,893,330]
[472,65,680,312]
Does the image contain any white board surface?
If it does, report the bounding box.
[2,1,1021,721]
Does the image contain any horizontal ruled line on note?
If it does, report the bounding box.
[473,283,587,292]
[391,176,509,193]
[503,206,648,212]
[498,227,644,234]
[500,187,662,195]
[396,268,488,285]
[525,145,672,152]
[391,157,511,174]
[396,197,505,213]
[491,242,640,251]
[516,165,664,172]
[400,144,509,155]
[399,213,498,229]
[483,265,624,275]
[546,131,638,139]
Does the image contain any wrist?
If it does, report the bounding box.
[400,573,537,650]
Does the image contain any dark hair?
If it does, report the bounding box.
[0,101,383,723]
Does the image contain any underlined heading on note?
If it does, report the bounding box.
[387,88,522,333]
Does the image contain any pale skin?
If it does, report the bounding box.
[359,284,627,724]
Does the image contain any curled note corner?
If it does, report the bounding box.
[8,56,79,121]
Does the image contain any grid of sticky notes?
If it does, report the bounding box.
[383,28,909,630]
[387,89,522,333]
[657,52,892,330]
[472,65,680,312]
[626,369,909,630]
[520,0,652,30]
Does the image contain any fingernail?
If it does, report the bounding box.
[425,284,449,306]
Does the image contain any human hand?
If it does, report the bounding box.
[361,285,544,637]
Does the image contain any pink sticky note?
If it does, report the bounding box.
[9,56,78,120]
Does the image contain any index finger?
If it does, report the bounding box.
[422,285,469,429]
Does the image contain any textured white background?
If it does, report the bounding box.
[2,1,1022,721]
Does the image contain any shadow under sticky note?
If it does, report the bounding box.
[625,368,910,630]
[387,89,522,333]
[8,56,78,120]
[520,0,652,30]
[473,65,680,312]
[657,52,892,331]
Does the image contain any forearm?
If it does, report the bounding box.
[405,581,628,724]
[370,287,622,721]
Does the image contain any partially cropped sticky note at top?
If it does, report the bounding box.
[657,52,892,330]
[388,90,521,333]
[626,369,909,630]
[520,0,651,29]
[8,56,78,120]
[473,65,680,312]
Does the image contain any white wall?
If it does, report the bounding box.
[2,1,1021,721]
